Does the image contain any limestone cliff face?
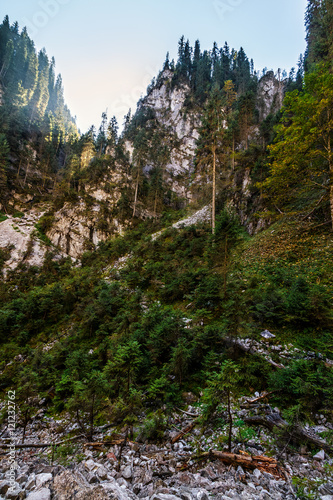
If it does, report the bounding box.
[0,210,49,274]
[46,198,124,259]
[131,70,201,200]
[257,71,285,121]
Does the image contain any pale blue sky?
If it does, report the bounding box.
[1,0,308,132]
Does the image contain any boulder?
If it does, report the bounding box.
[5,485,25,499]
[313,449,325,460]
[26,489,51,500]
[35,474,52,489]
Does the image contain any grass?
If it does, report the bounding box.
[0,212,8,223]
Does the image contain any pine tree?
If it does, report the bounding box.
[163,52,170,71]
[107,116,118,153]
[96,111,108,157]
[0,39,14,80]
[191,40,201,91]
[223,80,237,169]
[305,0,333,70]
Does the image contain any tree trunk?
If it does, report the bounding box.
[23,163,29,186]
[328,130,333,230]
[154,189,158,218]
[133,169,140,218]
[171,421,197,444]
[16,158,22,179]
[223,235,228,297]
[232,134,235,171]
[89,395,95,442]
[212,146,216,235]
[227,391,232,452]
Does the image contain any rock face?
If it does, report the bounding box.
[0,210,48,274]
[257,71,285,121]
[133,69,201,200]
[46,199,124,259]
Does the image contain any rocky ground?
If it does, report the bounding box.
[0,402,332,500]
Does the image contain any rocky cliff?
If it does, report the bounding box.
[137,70,201,200]
[0,69,286,267]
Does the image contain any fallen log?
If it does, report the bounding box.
[175,407,199,418]
[244,414,333,455]
[209,450,285,479]
[171,421,197,444]
[244,391,276,405]
[83,439,129,448]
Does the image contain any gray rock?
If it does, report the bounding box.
[25,474,36,491]
[96,466,108,481]
[313,449,325,460]
[5,485,25,499]
[86,472,99,484]
[117,477,128,488]
[101,481,138,499]
[151,495,182,500]
[180,492,193,500]
[122,465,132,479]
[26,489,51,500]
[52,470,90,499]
[321,496,333,500]
[253,469,262,479]
[35,474,52,489]
[319,482,333,495]
[196,491,209,500]
[0,481,11,495]
[261,330,275,339]
[236,466,245,478]
[84,459,97,471]
[16,475,28,486]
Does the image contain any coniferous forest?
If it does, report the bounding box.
[0,2,333,499]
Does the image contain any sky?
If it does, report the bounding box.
[1,0,308,133]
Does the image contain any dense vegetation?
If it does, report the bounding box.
[0,0,333,455]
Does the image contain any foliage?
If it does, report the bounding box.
[263,63,333,225]
[269,359,333,418]
[138,410,167,442]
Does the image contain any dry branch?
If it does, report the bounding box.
[209,450,285,479]
[171,421,197,444]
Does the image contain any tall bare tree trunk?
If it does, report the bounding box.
[23,163,29,186]
[154,189,158,218]
[133,169,140,218]
[223,235,228,297]
[212,146,216,235]
[328,133,333,231]
[232,134,235,171]
[227,391,232,452]
[16,158,22,179]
